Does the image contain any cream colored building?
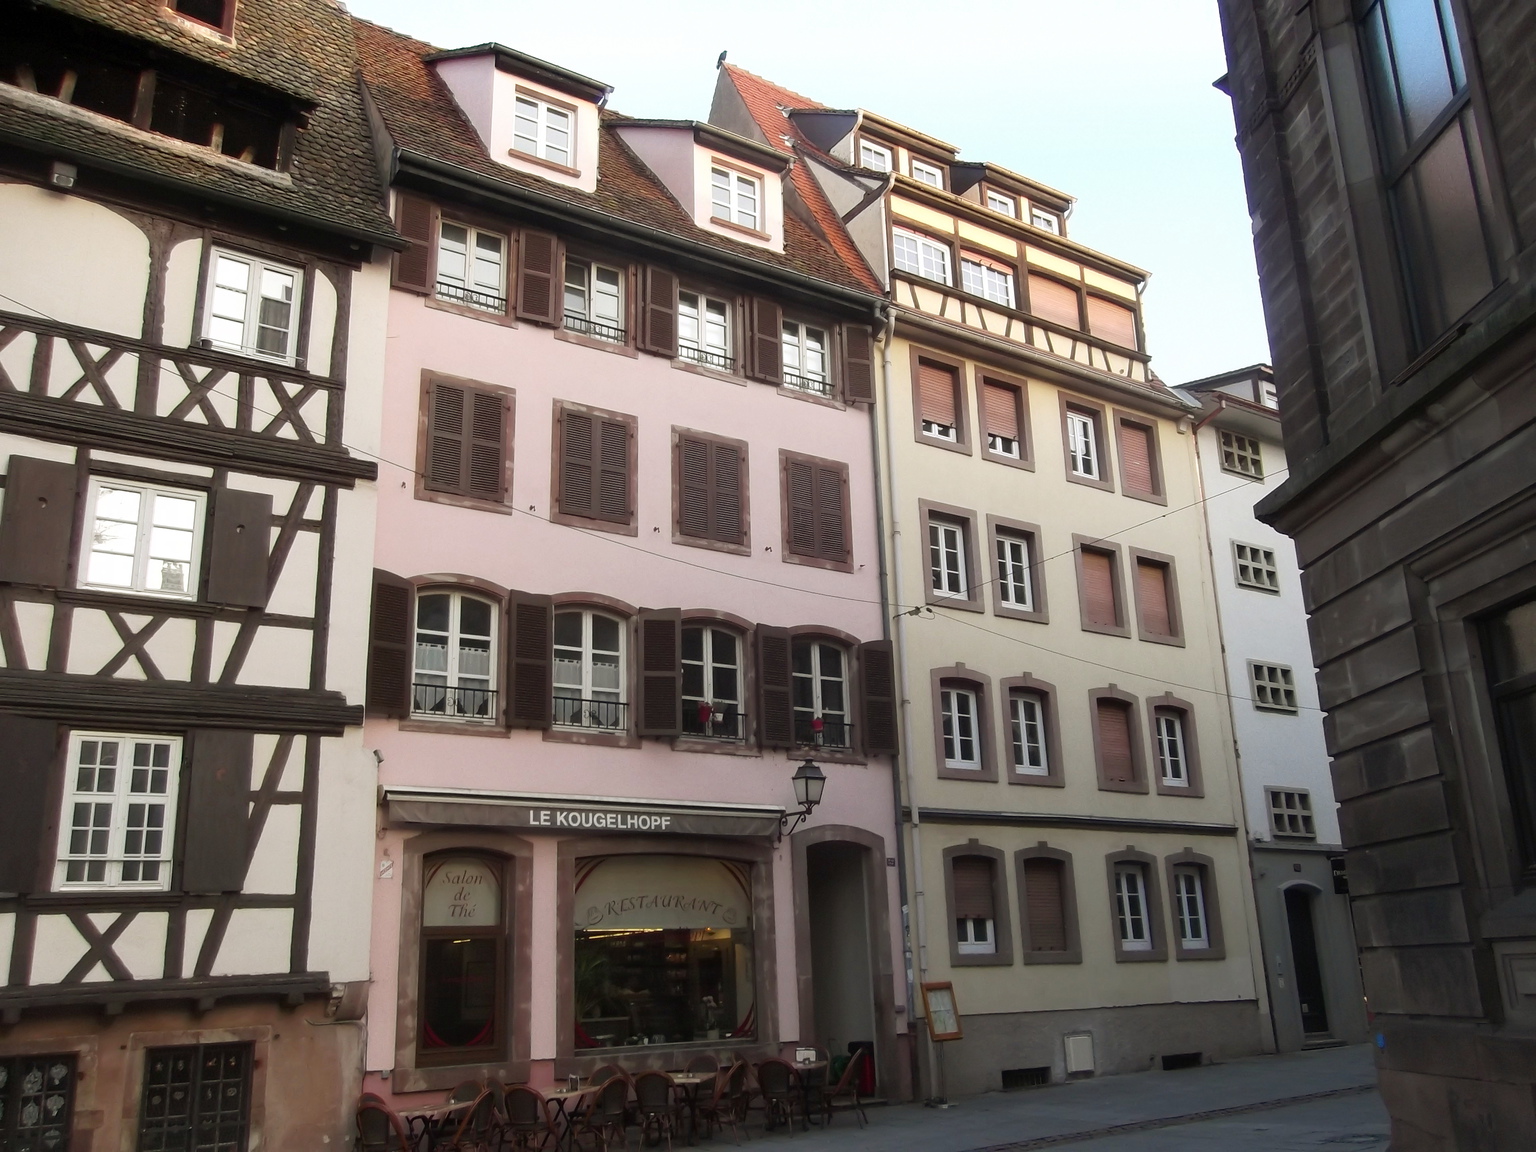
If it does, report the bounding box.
[714,66,1272,1094]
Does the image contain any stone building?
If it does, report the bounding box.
[1216,0,1536,1145]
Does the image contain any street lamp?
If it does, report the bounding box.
[779,758,826,840]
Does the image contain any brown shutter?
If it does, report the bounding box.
[840,323,875,404]
[1097,700,1134,783]
[917,360,957,426]
[1087,295,1138,349]
[952,857,995,919]
[0,456,78,587]
[516,228,562,325]
[425,379,466,493]
[983,381,1020,440]
[1137,560,1172,636]
[815,464,848,564]
[596,418,631,522]
[1023,858,1068,951]
[559,408,596,516]
[711,441,743,545]
[678,435,711,540]
[0,713,59,894]
[181,729,253,894]
[205,488,272,608]
[858,639,897,755]
[507,590,553,729]
[1120,423,1155,496]
[637,608,682,736]
[391,193,438,294]
[640,266,679,356]
[367,570,413,718]
[756,625,794,749]
[1027,274,1081,329]
[1081,548,1118,628]
[748,297,783,383]
[785,458,816,558]
[467,389,508,500]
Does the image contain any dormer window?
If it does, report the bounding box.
[1030,207,1061,234]
[514,93,573,167]
[710,167,760,231]
[910,158,945,189]
[860,140,893,172]
[987,190,1016,217]
[171,0,232,32]
[436,222,507,313]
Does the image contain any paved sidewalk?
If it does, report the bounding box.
[746,1044,1384,1151]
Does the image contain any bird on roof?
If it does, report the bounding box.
[717,51,728,70]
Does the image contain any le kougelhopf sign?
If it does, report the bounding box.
[384,789,782,838]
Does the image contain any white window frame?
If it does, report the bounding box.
[1268,788,1317,838]
[986,190,1016,217]
[54,732,181,891]
[681,624,744,741]
[202,248,303,365]
[1114,865,1152,951]
[1066,410,1101,479]
[79,478,206,601]
[792,639,851,749]
[512,93,574,167]
[960,257,1017,308]
[929,519,968,598]
[710,166,760,231]
[412,590,498,722]
[553,609,627,730]
[1030,207,1061,234]
[892,228,952,286]
[781,321,832,396]
[859,140,893,172]
[1233,542,1281,593]
[1250,662,1299,713]
[677,290,733,370]
[1174,869,1209,949]
[956,914,996,955]
[995,532,1034,609]
[436,221,507,313]
[563,257,625,342]
[1219,430,1265,478]
[1155,711,1189,787]
[940,686,980,768]
[910,158,945,188]
[1010,693,1048,776]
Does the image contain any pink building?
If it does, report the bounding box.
[352,21,910,1102]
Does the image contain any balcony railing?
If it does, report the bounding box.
[782,370,834,397]
[412,681,498,721]
[682,702,746,741]
[554,695,628,731]
[564,314,627,344]
[436,282,507,313]
[678,344,735,373]
[794,714,853,751]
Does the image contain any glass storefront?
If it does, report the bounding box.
[420,855,504,1061]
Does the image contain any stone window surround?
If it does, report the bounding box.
[976,369,1035,471]
[1164,848,1226,961]
[1001,674,1064,788]
[1073,535,1131,638]
[1015,842,1082,964]
[1058,392,1114,492]
[413,371,517,514]
[931,665,999,782]
[1089,684,1149,794]
[942,839,1014,967]
[1112,409,1167,505]
[1147,693,1205,798]
[987,515,1049,624]
[1129,547,1186,647]
[1105,847,1168,963]
[919,500,984,613]
[909,345,973,456]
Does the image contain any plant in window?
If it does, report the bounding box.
[682,625,743,740]
[791,639,850,749]
[412,592,496,720]
[554,610,626,730]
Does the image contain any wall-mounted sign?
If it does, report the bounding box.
[387,792,781,839]
[422,856,501,927]
[573,855,752,931]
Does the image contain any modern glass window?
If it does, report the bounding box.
[1066,409,1101,479]
[792,639,850,749]
[54,733,179,890]
[678,291,733,371]
[681,625,744,740]
[513,94,572,166]
[986,190,1016,216]
[892,229,952,285]
[1233,542,1281,592]
[1486,599,1536,872]
[909,158,945,188]
[956,915,994,955]
[1030,207,1061,234]
[81,479,204,600]
[859,140,893,172]
[710,167,760,231]
[412,592,496,721]
[941,687,980,768]
[1173,868,1209,949]
[563,258,625,342]
[1250,662,1299,712]
[1010,693,1048,776]
[961,257,1016,308]
[1268,788,1317,838]
[781,321,831,396]
[1114,864,1151,951]
[138,1044,253,1152]
[1219,430,1264,479]
[996,532,1034,609]
[929,519,968,599]
[1154,710,1189,787]
[203,250,301,363]
[0,1054,75,1149]
[436,222,506,312]
[554,610,626,730]
[420,855,504,1060]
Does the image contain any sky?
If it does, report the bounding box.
[346,0,1271,386]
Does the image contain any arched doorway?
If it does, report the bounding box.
[1284,885,1330,1037]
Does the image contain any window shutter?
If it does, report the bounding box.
[425,379,467,494]
[840,323,875,404]
[640,266,679,356]
[506,590,553,729]
[1120,423,1155,496]
[1087,295,1138,349]
[1023,858,1068,951]
[756,625,794,749]
[1139,560,1175,636]
[467,389,508,500]
[858,639,897,755]
[785,458,817,558]
[983,382,1020,440]
[748,298,783,383]
[1097,700,1134,783]
[0,712,58,894]
[1027,274,1081,329]
[367,570,413,718]
[678,435,711,540]
[952,857,995,919]
[0,456,78,588]
[516,228,562,325]
[596,418,631,522]
[181,729,253,894]
[917,361,958,427]
[391,193,438,294]
[711,441,743,545]
[205,488,272,608]
[1081,549,1118,628]
[815,464,848,564]
[559,408,596,517]
[637,608,682,736]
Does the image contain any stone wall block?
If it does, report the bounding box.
[1308,567,1412,664]
[1316,625,1421,711]
[1338,777,1450,845]
[1323,673,1430,753]
[1361,945,1484,1018]
[1352,887,1470,948]
[1347,833,1460,896]
[1330,726,1439,801]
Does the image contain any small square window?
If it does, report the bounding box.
[859,140,892,172]
[0,1054,75,1147]
[1219,430,1264,479]
[1233,542,1280,592]
[80,478,206,599]
[986,190,1016,217]
[956,915,994,954]
[203,249,302,364]
[1268,789,1316,838]
[710,167,760,231]
[55,732,181,890]
[563,258,625,342]
[781,321,832,396]
[437,222,507,313]
[1250,662,1299,713]
[1030,208,1061,234]
[139,1043,253,1151]
[910,158,945,188]
[678,291,734,371]
[513,94,573,167]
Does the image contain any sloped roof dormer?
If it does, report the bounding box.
[427,43,610,195]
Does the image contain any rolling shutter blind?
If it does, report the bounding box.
[1119,423,1155,496]
[917,361,958,426]
[0,456,78,588]
[952,857,995,919]
[1087,295,1138,349]
[1081,549,1118,627]
[0,712,59,894]
[205,488,272,608]
[1097,700,1134,783]
[1027,274,1081,329]
[366,569,413,718]
[756,625,794,749]
[640,266,679,356]
[507,590,553,729]
[840,324,875,403]
[859,640,898,756]
[748,297,783,383]
[637,608,682,736]
[677,436,744,546]
[1023,858,1068,951]
[391,193,437,294]
[516,229,562,325]
[181,729,253,893]
[425,381,507,500]
[1137,560,1172,636]
[983,382,1019,440]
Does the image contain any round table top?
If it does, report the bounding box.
[546,1084,600,1100]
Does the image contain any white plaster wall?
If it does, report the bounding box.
[211,908,292,975]
[29,915,91,984]
[612,125,695,213]
[304,733,378,983]
[307,269,338,376]
[162,236,204,349]
[93,911,167,982]
[10,601,52,672]
[232,622,311,689]
[265,530,319,619]
[244,805,301,895]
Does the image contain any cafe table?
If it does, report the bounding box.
[395,1099,469,1151]
[791,1061,829,1130]
[544,1083,599,1151]
[666,1072,715,1145]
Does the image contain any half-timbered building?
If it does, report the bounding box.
[0,2,393,1148]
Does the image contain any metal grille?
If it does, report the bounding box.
[0,1053,75,1151]
[782,370,833,397]
[552,696,627,731]
[681,703,745,740]
[412,681,498,721]
[677,344,735,372]
[793,714,852,751]
[435,281,507,313]
[563,314,626,343]
[137,1043,252,1152]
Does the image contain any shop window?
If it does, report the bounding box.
[682,624,745,741]
[436,222,507,313]
[413,591,497,722]
[202,249,301,363]
[553,609,626,731]
[0,1054,75,1148]
[791,638,851,750]
[419,855,506,1063]
[54,732,179,891]
[573,855,755,1049]
[138,1043,253,1151]
[80,478,205,600]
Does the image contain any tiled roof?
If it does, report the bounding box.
[351,18,880,298]
[12,0,396,242]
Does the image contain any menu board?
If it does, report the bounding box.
[921,982,962,1041]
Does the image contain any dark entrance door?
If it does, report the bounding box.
[1285,887,1330,1035]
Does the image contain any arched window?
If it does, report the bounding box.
[413,591,497,721]
[791,638,850,750]
[682,624,744,740]
[553,609,626,730]
[419,854,505,1063]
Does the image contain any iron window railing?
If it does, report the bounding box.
[554,696,628,731]
[412,681,498,721]
[564,313,627,343]
[794,714,852,751]
[678,344,735,372]
[682,703,746,741]
[436,281,507,313]
[782,370,834,397]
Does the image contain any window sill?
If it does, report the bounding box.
[1064,469,1115,493]
[672,737,761,758]
[925,592,985,615]
[670,358,746,387]
[555,328,638,358]
[506,150,582,178]
[1154,780,1205,799]
[70,584,201,607]
[1219,468,1265,483]
[1008,770,1064,788]
[1096,777,1149,795]
[57,587,217,615]
[777,384,844,410]
[707,216,772,242]
[792,745,866,767]
[781,550,854,575]
[1137,630,1186,648]
[1172,946,1227,962]
[672,532,751,558]
[937,763,999,783]
[1022,949,1082,965]
[550,509,639,537]
[983,449,1035,472]
[544,727,639,750]
[414,487,514,516]
[398,718,509,738]
[425,296,515,327]
[1079,618,1132,639]
[992,603,1049,625]
[916,431,974,457]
